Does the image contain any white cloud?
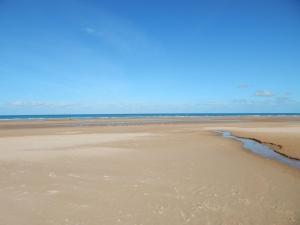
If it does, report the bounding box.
[255,90,274,97]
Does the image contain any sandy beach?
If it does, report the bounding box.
[0,117,299,225]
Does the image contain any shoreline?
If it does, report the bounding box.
[0,113,300,122]
[1,115,300,126]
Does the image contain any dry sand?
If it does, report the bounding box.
[0,117,299,225]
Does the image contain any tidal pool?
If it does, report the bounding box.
[222,131,300,170]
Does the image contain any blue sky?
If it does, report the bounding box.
[0,0,300,114]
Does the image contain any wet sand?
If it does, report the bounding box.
[0,117,299,225]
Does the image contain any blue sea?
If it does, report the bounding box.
[0,113,299,121]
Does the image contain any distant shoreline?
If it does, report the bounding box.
[0,113,300,121]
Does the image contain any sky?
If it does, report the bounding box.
[0,0,300,114]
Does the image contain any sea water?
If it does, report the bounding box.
[0,113,300,121]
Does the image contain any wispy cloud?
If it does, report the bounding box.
[83,26,151,54]
[1,97,299,114]
[274,96,299,105]
[83,27,104,37]
[237,84,250,89]
[4,101,79,108]
[234,94,299,106]
[82,12,162,56]
[255,90,274,97]
[84,27,96,34]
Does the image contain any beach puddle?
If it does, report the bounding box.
[221,131,300,170]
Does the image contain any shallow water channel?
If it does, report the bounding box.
[222,131,300,170]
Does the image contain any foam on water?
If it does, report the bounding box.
[0,113,300,121]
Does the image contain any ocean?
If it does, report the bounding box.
[0,113,299,121]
